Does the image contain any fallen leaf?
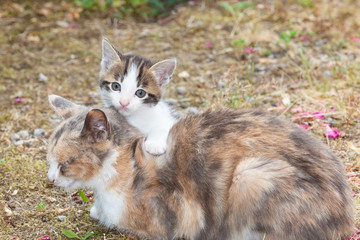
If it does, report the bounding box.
[5,205,13,217]
[347,142,360,154]
[178,71,190,78]
[27,35,40,43]
[37,8,52,16]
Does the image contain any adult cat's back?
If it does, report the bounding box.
[161,109,354,239]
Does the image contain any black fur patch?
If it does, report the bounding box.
[100,80,110,91]
[151,196,178,238]
[143,93,159,105]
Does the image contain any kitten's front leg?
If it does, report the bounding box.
[144,132,168,155]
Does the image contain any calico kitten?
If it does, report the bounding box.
[47,95,354,240]
[99,38,177,155]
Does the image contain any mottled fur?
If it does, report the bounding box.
[47,95,354,240]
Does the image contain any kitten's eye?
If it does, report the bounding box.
[135,89,146,98]
[111,82,121,91]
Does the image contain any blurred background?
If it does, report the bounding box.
[0,0,360,239]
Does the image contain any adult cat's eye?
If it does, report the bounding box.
[111,82,121,91]
[135,89,146,98]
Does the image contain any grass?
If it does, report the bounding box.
[0,0,360,239]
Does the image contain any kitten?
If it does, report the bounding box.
[47,95,354,240]
[99,38,177,155]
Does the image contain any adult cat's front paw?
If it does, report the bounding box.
[90,205,100,220]
[144,139,166,155]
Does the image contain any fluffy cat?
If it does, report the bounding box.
[99,38,177,155]
[47,94,354,240]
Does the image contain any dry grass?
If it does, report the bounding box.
[0,0,359,239]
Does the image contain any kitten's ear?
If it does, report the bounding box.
[149,58,177,86]
[101,38,121,72]
[48,95,84,120]
[81,109,111,143]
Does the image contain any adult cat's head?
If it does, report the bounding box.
[46,94,140,190]
[99,38,176,116]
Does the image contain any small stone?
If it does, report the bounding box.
[302,42,310,47]
[325,117,336,125]
[38,73,48,82]
[186,107,198,114]
[18,130,29,138]
[178,71,190,78]
[315,40,323,46]
[217,81,226,90]
[323,70,332,77]
[33,129,45,137]
[348,54,356,61]
[164,98,178,106]
[70,54,76,59]
[10,133,20,143]
[14,140,24,146]
[56,215,66,221]
[176,86,187,95]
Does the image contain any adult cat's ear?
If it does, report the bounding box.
[101,38,121,72]
[48,95,85,120]
[150,58,177,86]
[81,109,111,143]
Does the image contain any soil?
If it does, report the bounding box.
[0,0,359,239]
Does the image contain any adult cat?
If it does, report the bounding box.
[47,95,354,240]
[99,38,177,155]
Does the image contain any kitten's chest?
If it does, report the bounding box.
[126,103,175,134]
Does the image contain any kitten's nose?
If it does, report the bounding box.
[120,101,129,108]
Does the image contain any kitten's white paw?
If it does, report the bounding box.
[144,140,167,155]
[90,205,99,220]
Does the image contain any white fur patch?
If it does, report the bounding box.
[85,150,129,227]
[47,152,59,182]
[127,101,177,155]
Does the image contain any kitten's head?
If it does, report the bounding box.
[99,38,177,116]
[46,95,128,190]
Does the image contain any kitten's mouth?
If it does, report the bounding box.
[118,107,130,114]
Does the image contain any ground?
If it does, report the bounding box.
[0,0,360,239]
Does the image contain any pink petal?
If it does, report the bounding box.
[299,123,309,130]
[291,105,304,113]
[38,236,50,240]
[324,125,339,138]
[244,48,254,53]
[11,237,18,240]
[15,98,23,103]
[204,42,213,48]
[67,23,79,29]
[301,36,309,42]
[351,36,359,42]
[85,193,92,197]
[311,111,324,119]
[293,37,299,42]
